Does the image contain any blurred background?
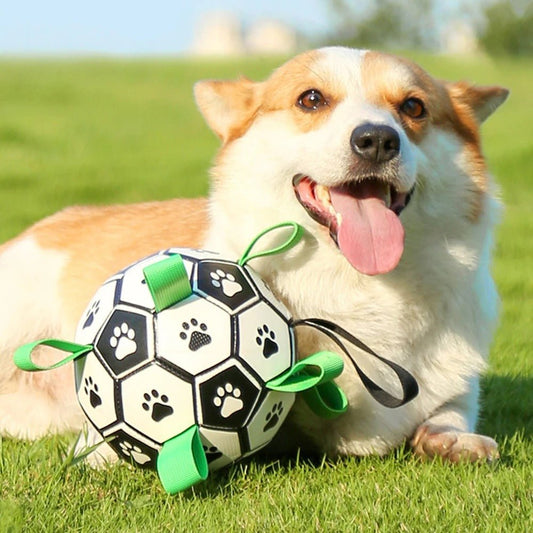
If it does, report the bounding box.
[1,0,532,57]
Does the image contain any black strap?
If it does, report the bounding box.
[292,318,419,408]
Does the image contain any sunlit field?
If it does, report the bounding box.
[0,52,531,531]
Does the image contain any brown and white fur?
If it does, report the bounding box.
[0,47,508,463]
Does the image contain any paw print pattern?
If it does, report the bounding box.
[213,383,243,418]
[203,445,223,463]
[180,318,212,351]
[210,269,243,298]
[109,323,137,360]
[256,324,279,358]
[83,376,102,408]
[83,300,100,329]
[119,440,151,465]
[142,389,174,422]
[263,402,284,432]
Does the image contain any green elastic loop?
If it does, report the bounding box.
[156,425,208,494]
[301,381,348,419]
[13,339,92,372]
[143,254,192,312]
[267,351,343,391]
[266,351,348,419]
[238,222,304,266]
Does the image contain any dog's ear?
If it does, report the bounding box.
[194,77,260,143]
[447,82,509,124]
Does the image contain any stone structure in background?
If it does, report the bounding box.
[246,19,298,55]
[190,12,245,56]
[190,11,298,56]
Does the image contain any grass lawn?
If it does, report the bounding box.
[0,52,531,532]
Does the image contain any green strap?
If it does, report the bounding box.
[267,351,348,419]
[156,425,208,494]
[143,254,192,312]
[13,339,92,372]
[238,222,304,266]
[301,381,348,420]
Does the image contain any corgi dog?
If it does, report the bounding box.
[0,47,508,463]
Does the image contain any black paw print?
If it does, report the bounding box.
[180,318,212,351]
[83,300,100,329]
[83,376,102,408]
[263,402,284,432]
[142,389,174,422]
[256,324,279,358]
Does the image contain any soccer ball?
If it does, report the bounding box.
[74,247,296,473]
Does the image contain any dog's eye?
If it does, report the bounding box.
[400,97,426,119]
[298,89,326,111]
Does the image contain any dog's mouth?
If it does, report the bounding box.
[293,174,413,275]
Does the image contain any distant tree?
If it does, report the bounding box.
[325,0,438,50]
[479,0,533,55]
[324,0,533,55]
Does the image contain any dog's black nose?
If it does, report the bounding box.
[350,124,400,163]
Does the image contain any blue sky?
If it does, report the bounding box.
[0,0,333,55]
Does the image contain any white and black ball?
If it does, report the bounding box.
[74,248,295,471]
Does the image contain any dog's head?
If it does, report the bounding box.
[195,47,508,276]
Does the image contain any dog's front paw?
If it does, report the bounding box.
[83,442,120,469]
[74,426,119,469]
[410,423,499,463]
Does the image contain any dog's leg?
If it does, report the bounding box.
[410,379,499,462]
[0,236,83,438]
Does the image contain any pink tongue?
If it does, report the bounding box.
[329,184,405,275]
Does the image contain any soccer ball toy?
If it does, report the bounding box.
[74,246,298,474]
[14,223,349,493]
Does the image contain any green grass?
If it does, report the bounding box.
[0,53,531,531]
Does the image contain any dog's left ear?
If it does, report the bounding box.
[447,82,510,124]
[194,77,260,143]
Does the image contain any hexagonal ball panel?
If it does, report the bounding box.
[243,265,292,320]
[245,390,295,452]
[199,427,241,472]
[95,305,154,378]
[156,295,232,376]
[237,301,294,382]
[75,280,118,346]
[74,351,118,431]
[196,360,261,430]
[120,363,194,444]
[104,423,160,469]
[196,260,258,314]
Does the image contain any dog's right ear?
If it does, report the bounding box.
[194,77,260,144]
